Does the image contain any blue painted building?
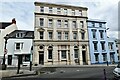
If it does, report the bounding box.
[87,19,118,64]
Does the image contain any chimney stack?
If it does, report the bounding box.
[12,18,16,24]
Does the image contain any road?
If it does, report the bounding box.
[2,66,116,80]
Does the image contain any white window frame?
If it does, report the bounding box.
[40,6,44,12]
[57,8,61,14]
[48,19,53,27]
[64,20,68,28]
[64,32,68,40]
[95,54,99,62]
[58,32,62,40]
[40,18,44,26]
[81,32,85,40]
[73,21,76,28]
[72,9,75,16]
[57,20,61,27]
[15,42,23,50]
[48,32,53,39]
[49,7,52,13]
[73,32,77,40]
[79,10,82,16]
[40,31,44,39]
[64,9,67,15]
[80,21,84,28]
[102,53,107,61]
[61,50,66,59]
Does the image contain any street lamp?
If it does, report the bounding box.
[2,34,9,70]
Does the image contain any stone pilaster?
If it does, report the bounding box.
[44,45,48,65]
[87,45,91,65]
[70,45,75,65]
[33,45,39,65]
[79,45,83,65]
[53,45,58,65]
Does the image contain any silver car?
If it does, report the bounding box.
[113,62,120,79]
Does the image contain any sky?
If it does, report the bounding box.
[0,0,119,39]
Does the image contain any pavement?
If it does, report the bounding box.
[0,69,36,79]
[0,64,117,79]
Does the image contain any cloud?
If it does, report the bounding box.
[0,0,119,38]
[0,2,34,30]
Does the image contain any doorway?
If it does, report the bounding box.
[82,51,87,65]
[8,55,12,65]
[39,54,44,65]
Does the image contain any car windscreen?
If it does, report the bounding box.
[117,62,120,68]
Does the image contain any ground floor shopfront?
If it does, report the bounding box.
[33,41,91,66]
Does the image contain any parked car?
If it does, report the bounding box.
[113,62,120,79]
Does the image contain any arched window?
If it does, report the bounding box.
[39,46,43,49]
[82,45,86,49]
[48,46,53,59]
[74,46,78,58]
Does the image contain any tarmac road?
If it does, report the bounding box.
[2,66,116,80]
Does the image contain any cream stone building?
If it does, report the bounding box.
[33,2,90,66]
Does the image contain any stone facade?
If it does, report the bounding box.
[33,2,90,66]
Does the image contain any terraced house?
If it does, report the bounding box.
[87,19,118,64]
[33,2,91,66]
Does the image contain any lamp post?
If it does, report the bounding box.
[2,34,9,70]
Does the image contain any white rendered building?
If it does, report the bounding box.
[6,30,33,66]
[0,19,18,64]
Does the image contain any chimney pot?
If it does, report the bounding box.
[12,18,16,24]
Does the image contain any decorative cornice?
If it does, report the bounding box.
[37,28,45,31]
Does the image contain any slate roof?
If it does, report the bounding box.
[0,22,12,29]
[8,30,34,39]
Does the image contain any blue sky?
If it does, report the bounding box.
[0,0,119,38]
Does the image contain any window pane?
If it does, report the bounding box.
[79,10,82,16]
[16,43,20,50]
[40,6,44,12]
[103,54,107,61]
[64,20,68,28]
[94,43,98,51]
[57,20,61,27]
[49,7,52,13]
[73,32,77,40]
[80,21,83,28]
[57,8,61,14]
[65,32,68,40]
[74,49,78,58]
[40,18,44,26]
[81,33,85,40]
[64,9,67,15]
[61,51,66,59]
[48,19,52,27]
[72,9,75,15]
[48,50,52,59]
[58,32,61,39]
[48,32,52,39]
[25,55,30,61]
[73,21,76,28]
[40,32,43,39]
[95,54,99,62]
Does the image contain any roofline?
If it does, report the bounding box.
[34,2,88,10]
[87,19,106,23]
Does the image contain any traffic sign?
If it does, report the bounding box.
[4,49,7,55]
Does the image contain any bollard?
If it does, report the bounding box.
[103,69,107,80]
[107,61,109,66]
[17,56,21,74]
[30,61,32,71]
